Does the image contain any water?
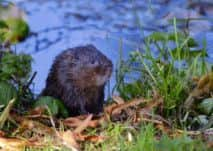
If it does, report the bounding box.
[12,0,213,94]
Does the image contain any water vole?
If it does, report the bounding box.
[41,44,113,116]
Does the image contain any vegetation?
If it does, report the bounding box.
[0,1,212,151]
[114,24,212,128]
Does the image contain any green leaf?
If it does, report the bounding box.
[118,81,145,100]
[157,134,206,151]
[146,32,168,42]
[168,33,199,47]
[187,38,199,47]
[0,52,32,81]
[168,32,186,41]
[3,18,29,43]
[0,20,8,42]
[0,98,15,129]
[34,96,69,117]
[0,20,8,28]
[146,32,198,48]
[198,98,213,115]
[0,81,17,107]
[170,48,207,60]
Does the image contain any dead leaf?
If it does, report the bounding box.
[83,135,105,143]
[74,133,106,143]
[140,117,163,125]
[184,72,213,109]
[0,137,29,151]
[74,114,93,133]
[27,106,47,117]
[139,110,170,126]
[141,100,162,113]
[112,96,125,104]
[0,131,5,137]
[104,103,118,115]
[203,128,213,144]
[21,119,56,135]
[57,130,80,151]
[111,98,149,115]
[64,115,105,129]
[192,76,199,82]
[155,124,172,135]
[64,117,83,127]
[175,129,201,136]
[197,72,213,89]
[207,141,213,149]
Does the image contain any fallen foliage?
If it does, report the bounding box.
[0,92,211,150]
[184,72,213,109]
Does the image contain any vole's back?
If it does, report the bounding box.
[41,45,113,116]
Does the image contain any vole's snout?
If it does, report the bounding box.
[104,60,113,70]
[106,63,113,69]
[106,67,112,79]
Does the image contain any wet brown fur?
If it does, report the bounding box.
[41,45,112,116]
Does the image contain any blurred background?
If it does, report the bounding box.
[10,0,213,94]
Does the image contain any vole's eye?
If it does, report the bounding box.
[91,60,98,65]
[91,60,95,64]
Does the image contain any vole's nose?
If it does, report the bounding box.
[106,60,113,68]
[103,65,112,73]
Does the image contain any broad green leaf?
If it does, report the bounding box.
[187,38,199,47]
[34,96,69,117]
[0,20,7,28]
[168,32,185,41]
[0,52,32,81]
[0,81,17,107]
[146,32,168,42]
[3,18,29,43]
[198,98,213,115]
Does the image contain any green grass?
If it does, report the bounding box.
[114,18,211,120]
[83,123,209,151]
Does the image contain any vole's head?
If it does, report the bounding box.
[63,45,113,88]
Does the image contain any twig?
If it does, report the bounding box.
[24,71,37,90]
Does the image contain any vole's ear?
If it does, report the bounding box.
[91,59,99,65]
[65,52,76,63]
[86,44,96,49]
